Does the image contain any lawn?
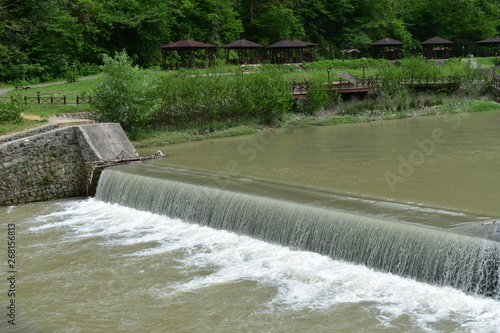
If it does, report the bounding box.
[0,56,497,130]
[0,119,48,136]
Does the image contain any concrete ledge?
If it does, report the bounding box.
[77,123,138,160]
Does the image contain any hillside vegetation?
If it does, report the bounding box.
[1,0,499,83]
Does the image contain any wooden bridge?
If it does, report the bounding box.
[291,76,462,99]
[291,78,376,98]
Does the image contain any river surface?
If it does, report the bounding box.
[2,110,500,332]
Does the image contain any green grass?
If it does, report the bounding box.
[2,76,99,117]
[22,104,93,116]
[473,56,499,67]
[4,77,101,99]
[440,99,500,113]
[132,125,259,147]
[0,119,48,136]
[281,99,500,129]
[1,57,498,139]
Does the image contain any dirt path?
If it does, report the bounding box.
[336,71,357,83]
[1,76,100,127]
[0,75,101,96]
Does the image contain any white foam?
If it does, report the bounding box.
[32,198,500,332]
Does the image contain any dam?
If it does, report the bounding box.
[3,109,500,332]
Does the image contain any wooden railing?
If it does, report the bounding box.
[0,95,93,105]
[290,78,376,97]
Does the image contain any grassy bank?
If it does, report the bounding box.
[131,98,500,147]
[1,57,499,142]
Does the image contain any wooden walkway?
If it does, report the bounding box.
[291,78,376,98]
[291,76,462,98]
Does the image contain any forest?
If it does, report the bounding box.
[1,0,499,83]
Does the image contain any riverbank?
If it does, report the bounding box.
[131,97,500,148]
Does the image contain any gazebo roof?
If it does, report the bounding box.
[267,39,316,48]
[157,39,217,49]
[421,36,454,45]
[476,37,500,44]
[371,38,404,46]
[221,39,264,49]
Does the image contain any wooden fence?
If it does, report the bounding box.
[0,95,93,105]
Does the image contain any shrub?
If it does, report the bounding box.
[90,51,160,132]
[154,71,293,126]
[0,94,24,123]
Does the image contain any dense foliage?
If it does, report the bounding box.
[90,51,160,132]
[1,0,498,82]
[154,71,293,126]
[91,52,293,132]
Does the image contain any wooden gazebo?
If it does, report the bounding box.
[476,37,500,57]
[421,36,454,59]
[267,39,317,64]
[371,38,404,60]
[221,39,265,64]
[157,39,217,69]
[340,49,360,59]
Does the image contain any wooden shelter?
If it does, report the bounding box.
[340,49,360,59]
[476,37,500,57]
[421,36,454,59]
[157,39,217,69]
[221,39,265,64]
[371,38,404,60]
[267,39,317,64]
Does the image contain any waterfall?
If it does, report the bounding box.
[96,167,500,298]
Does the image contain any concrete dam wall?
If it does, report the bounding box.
[0,123,137,206]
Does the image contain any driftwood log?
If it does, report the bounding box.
[86,150,168,195]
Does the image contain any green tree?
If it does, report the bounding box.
[91,51,160,132]
[253,5,305,43]
[168,0,243,44]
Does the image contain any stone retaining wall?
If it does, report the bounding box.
[0,124,58,144]
[0,123,136,206]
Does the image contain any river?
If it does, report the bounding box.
[2,110,500,332]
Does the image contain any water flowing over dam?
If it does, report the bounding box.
[6,111,500,332]
[96,166,500,299]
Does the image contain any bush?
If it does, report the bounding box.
[294,79,333,114]
[90,51,160,132]
[0,94,24,123]
[154,71,294,126]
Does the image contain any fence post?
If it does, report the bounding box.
[64,96,66,105]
